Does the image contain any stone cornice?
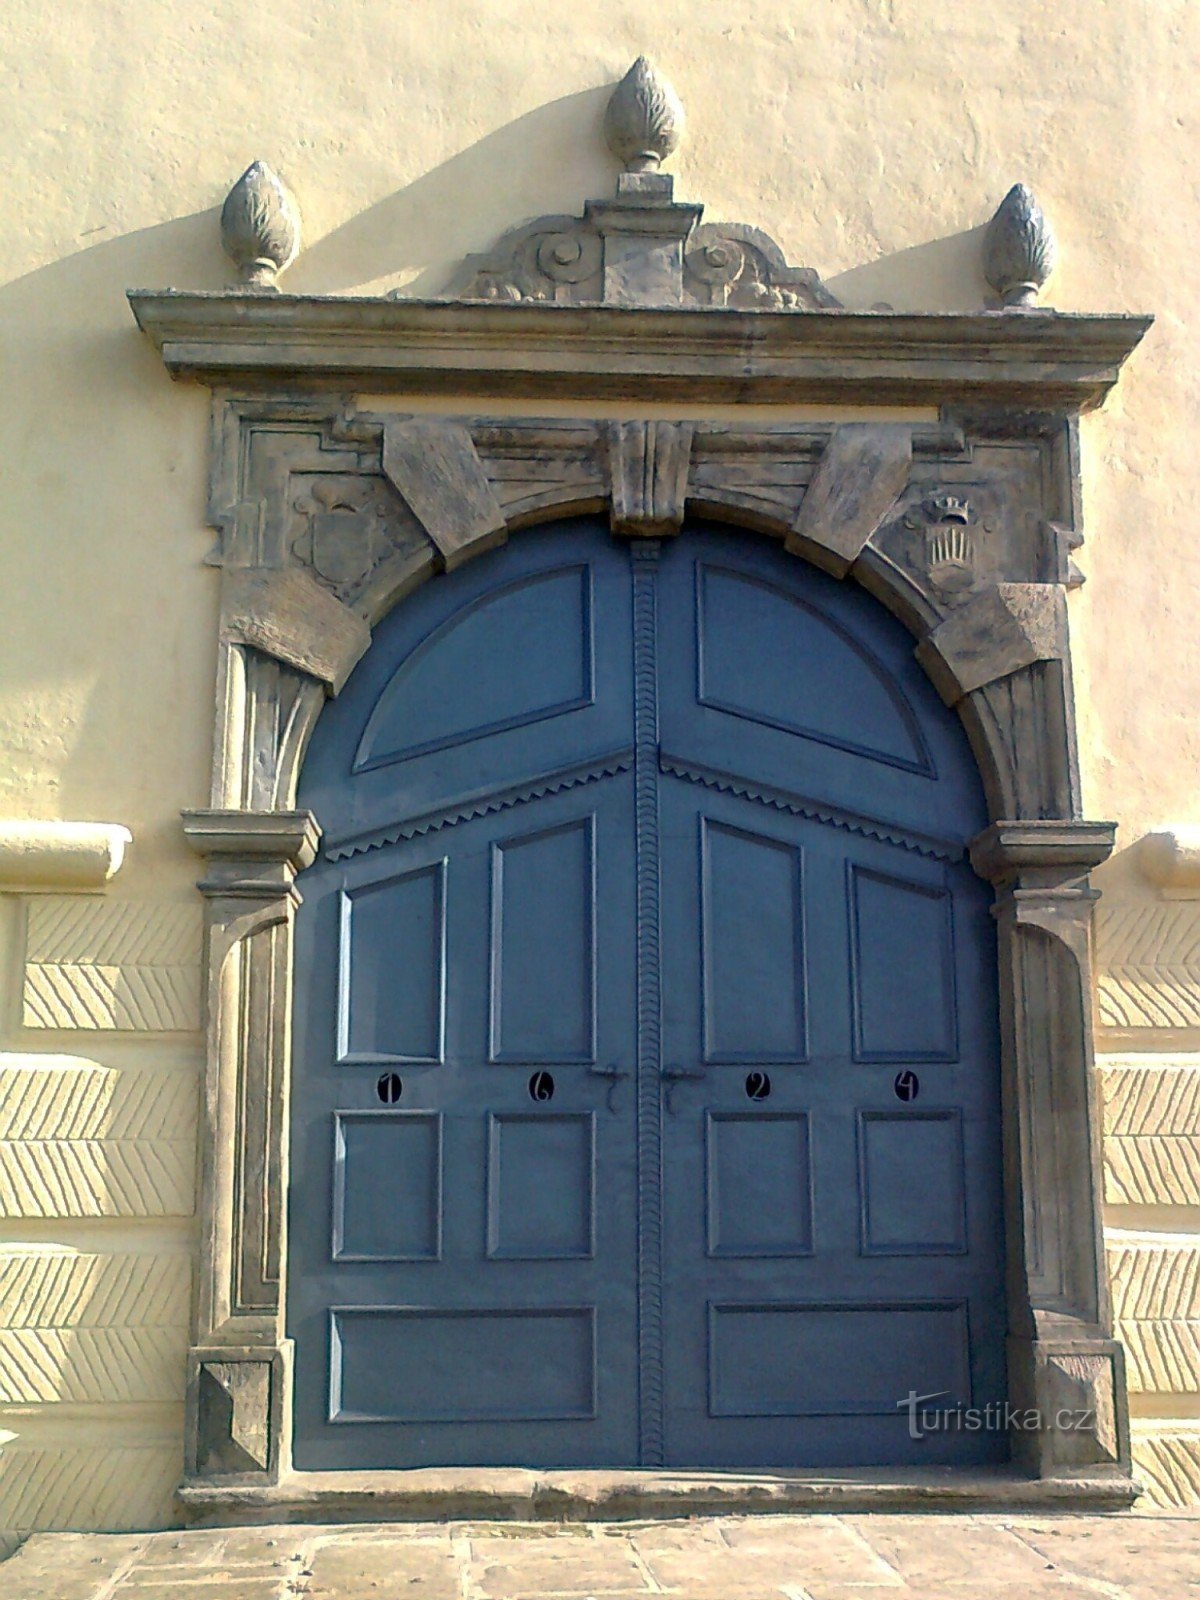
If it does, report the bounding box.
[0,820,132,892]
[128,292,1151,412]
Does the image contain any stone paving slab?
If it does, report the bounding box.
[4,1513,1200,1599]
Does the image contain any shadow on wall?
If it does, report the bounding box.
[827,224,992,313]
[1,83,993,321]
[284,82,994,309]
[0,80,997,834]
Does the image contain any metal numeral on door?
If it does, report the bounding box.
[528,1070,556,1103]
[894,1069,920,1103]
[745,1071,772,1101]
[376,1071,403,1105]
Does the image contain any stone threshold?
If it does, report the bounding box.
[178,1466,1140,1525]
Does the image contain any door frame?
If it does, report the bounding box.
[132,293,1146,1509]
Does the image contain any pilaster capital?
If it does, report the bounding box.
[969,819,1116,889]
[182,808,321,899]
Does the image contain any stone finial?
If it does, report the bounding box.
[220,161,301,289]
[984,183,1056,308]
[603,57,685,172]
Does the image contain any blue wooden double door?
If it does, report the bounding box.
[289,519,1007,1470]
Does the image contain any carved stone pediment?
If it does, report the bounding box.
[443,59,839,310]
[446,187,842,310]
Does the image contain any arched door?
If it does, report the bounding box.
[288,519,1006,1470]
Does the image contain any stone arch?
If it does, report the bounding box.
[176,402,1131,1510]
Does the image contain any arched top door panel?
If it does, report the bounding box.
[301,523,635,854]
[300,517,987,861]
[655,525,987,849]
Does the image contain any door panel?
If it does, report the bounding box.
[656,775,1005,1466]
[289,517,1006,1470]
[291,778,639,1468]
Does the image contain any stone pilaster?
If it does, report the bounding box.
[181,809,320,1480]
[971,820,1130,1476]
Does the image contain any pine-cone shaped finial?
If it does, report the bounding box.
[603,57,685,173]
[983,184,1056,308]
[220,160,301,289]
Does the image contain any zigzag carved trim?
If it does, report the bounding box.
[658,753,963,862]
[327,749,635,861]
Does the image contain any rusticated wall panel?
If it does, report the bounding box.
[22,900,201,1032]
[0,1444,179,1533]
[0,1251,190,1405]
[0,1059,196,1219]
[1099,1058,1200,1205]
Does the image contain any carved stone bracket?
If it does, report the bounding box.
[607,420,693,536]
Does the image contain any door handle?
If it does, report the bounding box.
[588,1062,630,1112]
[661,1063,705,1113]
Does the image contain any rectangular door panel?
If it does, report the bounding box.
[708,1300,971,1417]
[701,819,807,1063]
[329,1305,596,1423]
[706,1112,812,1257]
[857,1109,967,1255]
[337,863,446,1065]
[490,816,596,1063]
[487,1112,596,1259]
[332,1111,443,1262]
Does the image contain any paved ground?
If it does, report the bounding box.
[5,1513,1200,1599]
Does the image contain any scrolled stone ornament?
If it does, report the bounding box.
[535,228,603,287]
[603,56,685,173]
[983,183,1057,308]
[220,160,301,290]
[685,236,748,297]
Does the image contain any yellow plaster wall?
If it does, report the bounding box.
[1,0,1198,1527]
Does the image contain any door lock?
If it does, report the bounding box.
[661,1062,705,1112]
[588,1061,630,1112]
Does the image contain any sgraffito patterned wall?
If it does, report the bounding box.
[0,898,201,1535]
[1097,885,1200,1502]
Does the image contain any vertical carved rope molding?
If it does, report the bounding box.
[631,542,666,1466]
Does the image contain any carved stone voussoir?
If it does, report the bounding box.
[786,424,912,577]
[221,566,370,693]
[608,421,693,536]
[917,582,1066,705]
[382,418,507,571]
